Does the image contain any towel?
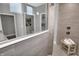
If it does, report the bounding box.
[63,38,75,45]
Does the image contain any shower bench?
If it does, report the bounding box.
[61,38,77,55]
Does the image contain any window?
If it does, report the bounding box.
[10,3,22,13]
[26,6,33,15]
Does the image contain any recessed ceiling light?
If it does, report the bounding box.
[36,12,39,15]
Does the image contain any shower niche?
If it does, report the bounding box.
[0,14,16,39]
[41,13,47,31]
[25,14,35,35]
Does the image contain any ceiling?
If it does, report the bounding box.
[28,3,44,7]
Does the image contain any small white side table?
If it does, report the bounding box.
[61,38,77,55]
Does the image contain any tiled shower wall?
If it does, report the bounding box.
[57,3,79,55]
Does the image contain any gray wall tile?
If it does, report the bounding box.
[57,3,79,55]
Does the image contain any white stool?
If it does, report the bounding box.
[61,38,77,55]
